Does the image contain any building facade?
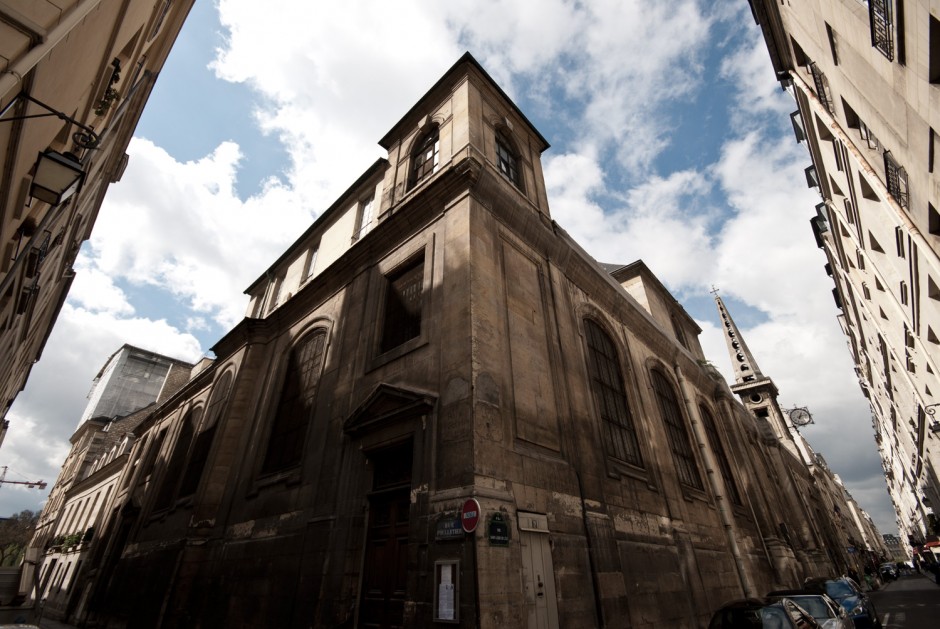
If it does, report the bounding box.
[24,345,194,619]
[78,344,194,426]
[881,533,909,563]
[51,54,889,629]
[0,0,195,435]
[714,293,890,577]
[750,0,940,553]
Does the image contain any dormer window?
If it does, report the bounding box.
[409,126,439,190]
[496,131,523,189]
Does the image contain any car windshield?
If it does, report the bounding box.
[786,597,830,618]
[824,581,855,598]
[760,607,792,628]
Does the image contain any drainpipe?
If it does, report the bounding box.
[719,396,778,582]
[0,0,105,100]
[673,361,754,597]
[575,470,607,629]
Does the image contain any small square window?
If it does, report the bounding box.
[303,245,319,283]
[930,16,940,83]
[354,195,375,242]
[380,254,425,354]
[409,127,440,190]
[929,203,940,236]
[495,132,523,190]
[826,23,840,65]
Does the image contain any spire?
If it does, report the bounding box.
[711,289,815,466]
[712,289,764,384]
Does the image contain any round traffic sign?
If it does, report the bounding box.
[461,498,481,533]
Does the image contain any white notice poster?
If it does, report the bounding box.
[438,564,455,620]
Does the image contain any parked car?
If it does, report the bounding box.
[803,577,881,629]
[709,598,821,628]
[878,563,898,581]
[766,591,853,629]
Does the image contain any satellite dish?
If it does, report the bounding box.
[789,407,813,426]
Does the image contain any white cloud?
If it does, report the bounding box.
[210,0,716,197]
[90,138,312,329]
[68,253,134,316]
[719,25,796,126]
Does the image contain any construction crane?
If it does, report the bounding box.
[0,466,46,490]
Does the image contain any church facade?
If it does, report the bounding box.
[71,54,878,629]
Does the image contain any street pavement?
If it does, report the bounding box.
[13,574,940,629]
[869,572,940,628]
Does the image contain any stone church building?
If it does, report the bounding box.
[63,54,876,628]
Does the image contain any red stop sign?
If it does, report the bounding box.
[461,498,481,533]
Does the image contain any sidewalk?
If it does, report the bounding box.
[913,570,940,586]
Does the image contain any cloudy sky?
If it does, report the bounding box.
[0,1,894,535]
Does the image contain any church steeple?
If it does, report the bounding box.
[713,290,765,384]
[713,290,817,467]
[712,290,808,458]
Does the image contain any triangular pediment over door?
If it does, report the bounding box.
[343,383,437,438]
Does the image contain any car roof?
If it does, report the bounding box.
[716,598,767,609]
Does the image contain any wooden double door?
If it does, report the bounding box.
[359,444,413,629]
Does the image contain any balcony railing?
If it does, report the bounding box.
[809,62,833,113]
[870,0,895,61]
[884,151,909,208]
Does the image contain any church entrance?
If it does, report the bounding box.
[358,443,413,629]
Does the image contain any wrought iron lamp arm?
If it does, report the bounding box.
[925,403,940,416]
[0,92,99,149]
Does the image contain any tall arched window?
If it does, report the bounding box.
[261,330,328,474]
[583,319,643,467]
[650,369,703,490]
[699,405,742,504]
[153,410,199,510]
[408,126,439,190]
[178,371,233,497]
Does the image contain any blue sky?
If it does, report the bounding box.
[0,1,894,537]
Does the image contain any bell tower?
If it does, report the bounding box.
[713,291,805,461]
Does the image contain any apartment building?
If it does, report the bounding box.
[0,0,194,435]
[751,0,940,554]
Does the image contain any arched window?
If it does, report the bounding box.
[583,319,643,466]
[699,405,741,504]
[262,330,328,474]
[409,126,439,190]
[153,410,198,511]
[650,369,703,489]
[495,130,522,189]
[178,371,233,497]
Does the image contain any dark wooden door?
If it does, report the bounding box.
[359,488,410,628]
